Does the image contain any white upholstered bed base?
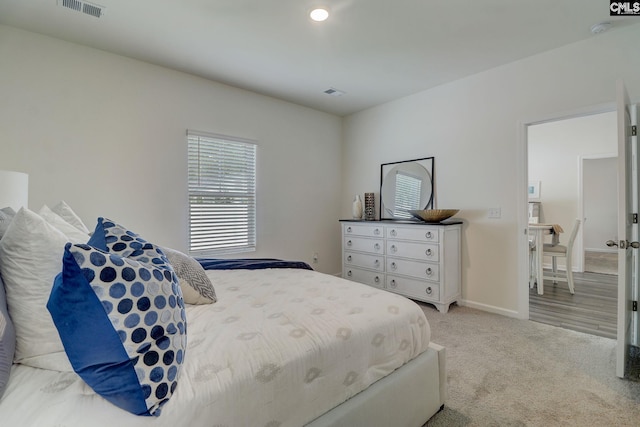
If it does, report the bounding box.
[306,342,446,427]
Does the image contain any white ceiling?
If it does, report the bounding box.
[1,0,637,116]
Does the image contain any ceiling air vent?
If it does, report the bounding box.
[324,87,346,97]
[58,0,105,18]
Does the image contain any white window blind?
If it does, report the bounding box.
[393,171,422,219]
[187,131,257,255]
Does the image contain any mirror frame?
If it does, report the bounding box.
[380,157,434,220]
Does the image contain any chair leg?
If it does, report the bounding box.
[566,253,575,294]
[552,256,558,284]
[529,250,535,289]
[567,268,575,294]
[537,251,543,295]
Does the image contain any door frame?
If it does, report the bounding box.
[517,103,615,319]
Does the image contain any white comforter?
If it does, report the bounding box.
[0,269,430,427]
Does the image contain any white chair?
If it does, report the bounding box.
[542,219,581,294]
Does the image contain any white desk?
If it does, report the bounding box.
[528,224,562,295]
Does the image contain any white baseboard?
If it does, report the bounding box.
[459,299,520,319]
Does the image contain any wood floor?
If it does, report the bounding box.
[529,270,617,339]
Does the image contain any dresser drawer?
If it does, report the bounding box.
[344,251,384,271]
[386,226,439,243]
[344,236,384,254]
[387,240,439,262]
[343,267,384,289]
[343,223,384,238]
[387,258,439,282]
[386,275,440,301]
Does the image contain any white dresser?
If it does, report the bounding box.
[340,220,461,313]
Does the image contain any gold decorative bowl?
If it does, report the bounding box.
[408,209,459,223]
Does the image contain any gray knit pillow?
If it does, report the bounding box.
[162,247,216,304]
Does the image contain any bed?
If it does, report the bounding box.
[0,204,446,426]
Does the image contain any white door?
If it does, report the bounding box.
[616,80,639,378]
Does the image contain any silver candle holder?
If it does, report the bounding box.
[364,192,375,221]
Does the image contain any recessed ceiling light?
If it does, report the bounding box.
[310,8,329,22]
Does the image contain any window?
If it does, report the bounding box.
[187,131,257,255]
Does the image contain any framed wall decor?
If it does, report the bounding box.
[380,157,434,220]
[528,181,541,200]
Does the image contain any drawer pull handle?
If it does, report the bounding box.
[347,226,352,233]
[425,231,432,239]
[425,248,433,256]
[347,270,352,277]
[390,229,397,237]
[347,240,352,247]
[347,255,352,262]
[391,262,397,270]
[374,228,381,235]
[390,279,397,289]
[374,243,380,250]
[374,259,380,267]
[426,268,432,276]
[391,245,397,253]
[374,276,380,283]
[426,286,432,295]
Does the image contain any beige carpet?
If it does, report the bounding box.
[420,303,640,426]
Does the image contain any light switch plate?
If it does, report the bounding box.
[488,208,501,219]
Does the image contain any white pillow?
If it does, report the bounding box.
[0,210,13,240]
[51,200,90,234]
[0,274,16,398]
[38,205,89,244]
[0,208,72,371]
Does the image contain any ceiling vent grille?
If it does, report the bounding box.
[61,0,81,12]
[58,0,105,18]
[324,87,346,97]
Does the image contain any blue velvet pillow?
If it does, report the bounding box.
[47,243,187,416]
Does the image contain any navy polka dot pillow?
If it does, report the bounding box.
[47,242,187,416]
[87,217,170,268]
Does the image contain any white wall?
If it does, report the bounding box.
[528,111,618,269]
[0,25,343,274]
[342,24,640,316]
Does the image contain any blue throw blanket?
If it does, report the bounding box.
[197,258,313,271]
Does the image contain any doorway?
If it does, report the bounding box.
[582,156,618,275]
[526,111,618,338]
